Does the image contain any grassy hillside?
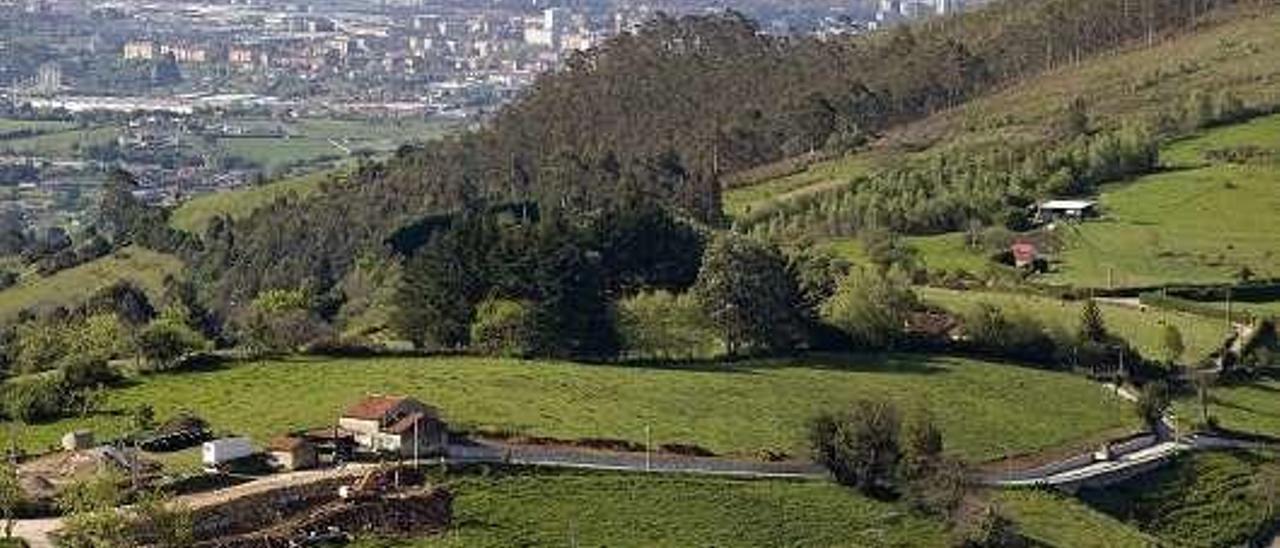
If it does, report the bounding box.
[726,6,1280,293]
[996,489,1158,548]
[357,469,949,547]
[1046,113,1280,288]
[725,5,1280,220]
[3,354,1136,462]
[0,246,182,320]
[170,170,333,233]
[919,287,1227,363]
[1080,450,1280,548]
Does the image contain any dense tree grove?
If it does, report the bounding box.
[393,203,705,359]
[185,0,1239,323]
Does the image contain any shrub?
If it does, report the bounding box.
[1,374,69,423]
[136,320,210,372]
[822,267,917,350]
[1136,381,1171,432]
[469,298,535,358]
[616,290,719,360]
[809,399,902,497]
[958,505,1026,548]
[59,355,118,389]
[961,303,1059,366]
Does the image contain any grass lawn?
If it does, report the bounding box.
[1176,376,1280,438]
[919,287,1228,363]
[4,354,1136,463]
[995,489,1158,548]
[170,169,333,232]
[1162,112,1280,168]
[357,468,949,547]
[0,246,182,321]
[1079,450,1280,548]
[822,233,998,276]
[219,136,344,173]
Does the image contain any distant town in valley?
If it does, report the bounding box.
[0,0,979,232]
[5,0,1278,546]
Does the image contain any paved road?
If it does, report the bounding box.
[449,439,824,479]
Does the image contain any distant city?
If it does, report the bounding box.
[0,0,982,231]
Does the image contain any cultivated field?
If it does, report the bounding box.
[355,469,949,547]
[919,287,1228,363]
[0,246,182,321]
[4,354,1137,462]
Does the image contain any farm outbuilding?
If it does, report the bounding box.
[1034,199,1098,224]
[268,436,318,471]
[338,395,448,458]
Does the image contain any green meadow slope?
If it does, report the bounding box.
[1047,113,1280,288]
[358,469,950,547]
[996,489,1158,548]
[727,6,1280,294]
[3,354,1136,462]
[0,247,182,321]
[170,169,333,233]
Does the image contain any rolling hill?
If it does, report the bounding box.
[727,2,1280,249]
[0,246,182,321]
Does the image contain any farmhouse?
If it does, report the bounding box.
[267,436,318,471]
[1034,199,1098,224]
[338,395,447,457]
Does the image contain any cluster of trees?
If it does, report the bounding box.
[0,280,211,423]
[957,298,1152,380]
[740,124,1160,238]
[809,399,1025,547]
[392,202,704,360]
[182,0,1241,326]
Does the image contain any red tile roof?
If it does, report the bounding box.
[342,395,407,421]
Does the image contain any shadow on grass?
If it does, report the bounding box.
[137,349,955,379]
[610,352,949,376]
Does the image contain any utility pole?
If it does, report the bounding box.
[644,424,651,473]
